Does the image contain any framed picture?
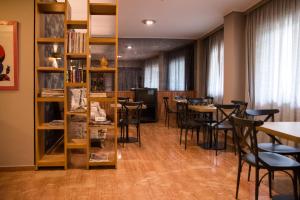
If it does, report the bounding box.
[0,21,18,90]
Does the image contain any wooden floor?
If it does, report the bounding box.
[0,122,294,200]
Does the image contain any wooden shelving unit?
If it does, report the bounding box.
[35,0,118,170]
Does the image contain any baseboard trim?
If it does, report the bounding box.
[0,166,35,172]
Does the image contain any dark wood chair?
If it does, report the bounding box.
[177,102,203,150]
[246,109,300,181]
[121,101,143,147]
[205,96,214,104]
[163,97,177,128]
[231,115,300,200]
[208,104,239,155]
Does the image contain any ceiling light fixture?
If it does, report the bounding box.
[126,45,132,50]
[117,55,122,58]
[142,19,156,26]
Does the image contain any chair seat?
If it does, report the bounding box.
[209,121,232,130]
[258,143,300,155]
[244,152,300,169]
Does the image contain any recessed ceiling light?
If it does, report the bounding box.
[117,55,122,58]
[126,45,132,50]
[142,19,156,26]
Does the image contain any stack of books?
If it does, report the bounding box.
[40,88,64,97]
[90,92,107,98]
[67,65,86,83]
[67,31,86,54]
[49,120,64,126]
[90,152,109,162]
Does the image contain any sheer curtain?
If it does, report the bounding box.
[206,29,224,104]
[144,58,159,89]
[168,56,185,91]
[246,0,300,121]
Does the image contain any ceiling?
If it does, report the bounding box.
[69,0,261,39]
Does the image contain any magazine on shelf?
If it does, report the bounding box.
[89,152,109,162]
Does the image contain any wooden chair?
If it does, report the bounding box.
[246,109,300,181]
[163,97,177,128]
[177,102,203,150]
[207,104,239,155]
[231,115,300,200]
[122,101,143,147]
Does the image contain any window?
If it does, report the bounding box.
[206,30,224,104]
[144,58,159,89]
[168,56,185,91]
[246,0,300,121]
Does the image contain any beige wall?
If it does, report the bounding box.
[223,12,246,103]
[0,0,34,167]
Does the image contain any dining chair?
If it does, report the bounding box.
[163,97,177,128]
[122,101,143,147]
[204,96,214,104]
[231,100,248,118]
[208,104,239,156]
[177,102,203,150]
[245,109,300,180]
[231,115,300,200]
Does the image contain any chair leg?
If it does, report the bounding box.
[165,112,167,127]
[268,171,272,198]
[167,113,170,128]
[236,160,243,199]
[185,128,188,150]
[215,130,218,156]
[138,125,141,147]
[255,168,260,200]
[292,170,298,200]
[224,130,228,152]
[248,166,251,181]
[196,128,199,145]
[180,128,183,145]
[232,132,236,155]
[191,129,194,140]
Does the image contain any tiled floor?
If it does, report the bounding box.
[0,123,294,200]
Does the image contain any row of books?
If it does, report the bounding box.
[40,88,64,97]
[67,31,86,54]
[67,66,87,83]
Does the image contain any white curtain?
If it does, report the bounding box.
[144,58,159,89]
[207,30,224,104]
[246,0,300,121]
[168,56,185,91]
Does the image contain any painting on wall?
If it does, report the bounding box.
[0,21,18,90]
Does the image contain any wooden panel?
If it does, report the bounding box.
[89,3,116,15]
[37,2,65,14]
[89,37,115,45]
[66,20,88,29]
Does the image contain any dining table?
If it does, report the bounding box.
[256,122,300,143]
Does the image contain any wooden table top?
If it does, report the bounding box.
[173,98,187,103]
[188,105,217,113]
[256,122,300,143]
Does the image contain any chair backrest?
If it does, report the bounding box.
[163,97,170,112]
[205,96,214,104]
[215,104,239,124]
[124,101,143,123]
[177,102,188,127]
[187,98,208,105]
[245,109,279,122]
[231,100,248,118]
[231,116,264,166]
[118,97,130,104]
[245,109,280,143]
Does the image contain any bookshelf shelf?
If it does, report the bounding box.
[89,67,116,72]
[37,67,64,72]
[66,20,88,29]
[89,3,116,15]
[66,53,87,59]
[37,97,64,102]
[37,154,65,166]
[66,111,87,117]
[89,37,115,45]
[89,97,115,102]
[65,82,87,87]
[37,2,65,14]
[67,139,88,149]
[37,123,64,130]
[37,37,64,44]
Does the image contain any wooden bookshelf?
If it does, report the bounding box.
[35,0,118,170]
